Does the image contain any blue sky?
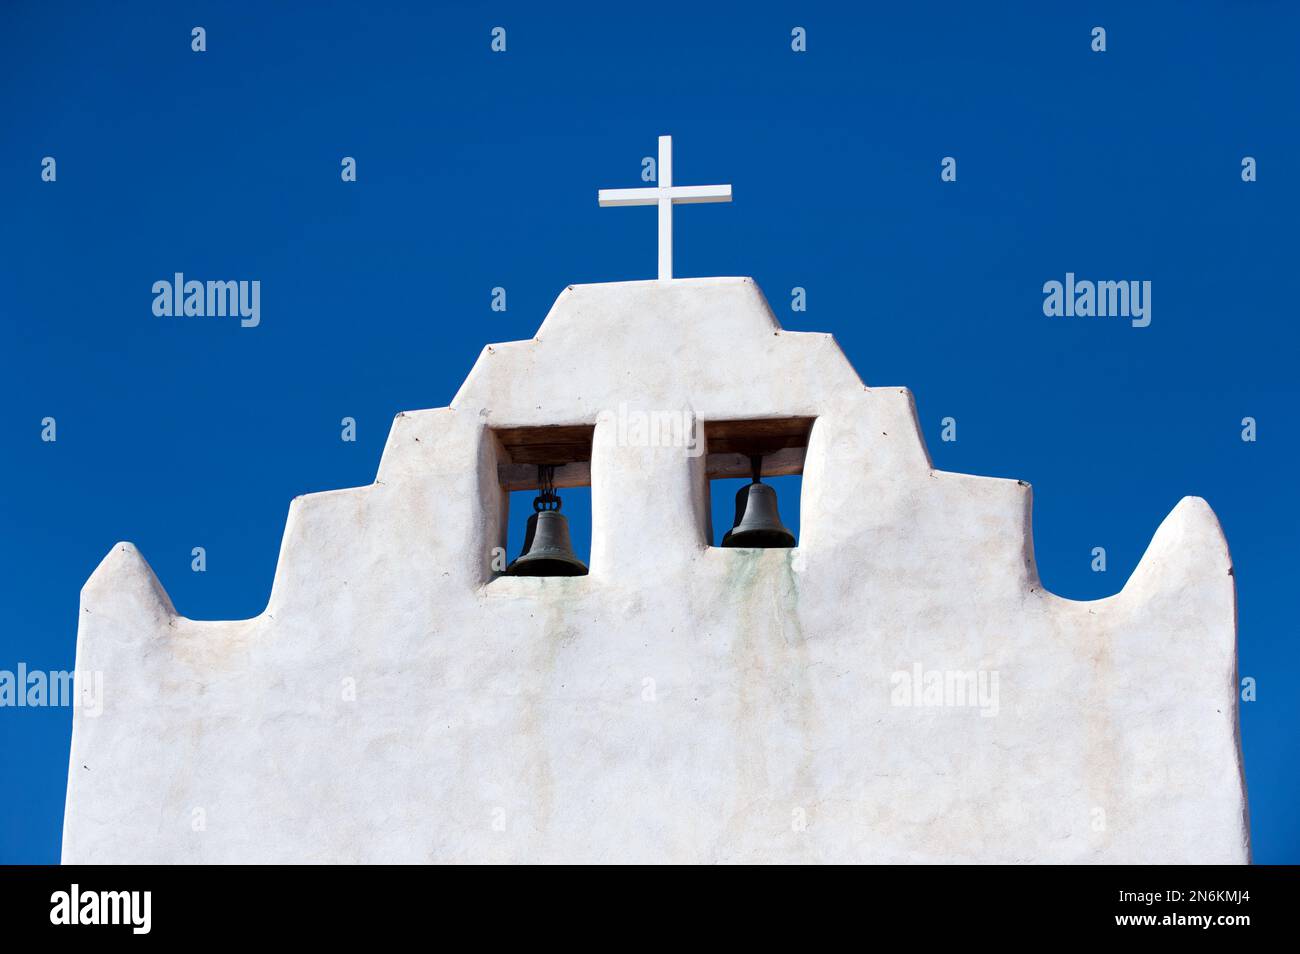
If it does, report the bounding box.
[2,2,1296,863]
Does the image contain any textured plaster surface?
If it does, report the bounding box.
[63,278,1248,863]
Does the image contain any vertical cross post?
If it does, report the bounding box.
[657,136,673,280]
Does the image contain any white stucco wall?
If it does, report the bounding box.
[62,278,1249,863]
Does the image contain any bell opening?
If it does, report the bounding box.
[701,417,812,550]
[492,426,595,581]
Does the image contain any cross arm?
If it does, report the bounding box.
[597,188,659,207]
[667,184,732,204]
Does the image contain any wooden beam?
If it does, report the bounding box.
[498,460,591,492]
[493,424,595,467]
[703,417,815,457]
[706,446,805,480]
[491,418,813,484]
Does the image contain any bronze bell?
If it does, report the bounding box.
[721,456,796,548]
[506,466,589,577]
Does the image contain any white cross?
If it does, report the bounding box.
[598,135,732,280]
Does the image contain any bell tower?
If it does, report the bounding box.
[61,135,1248,864]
